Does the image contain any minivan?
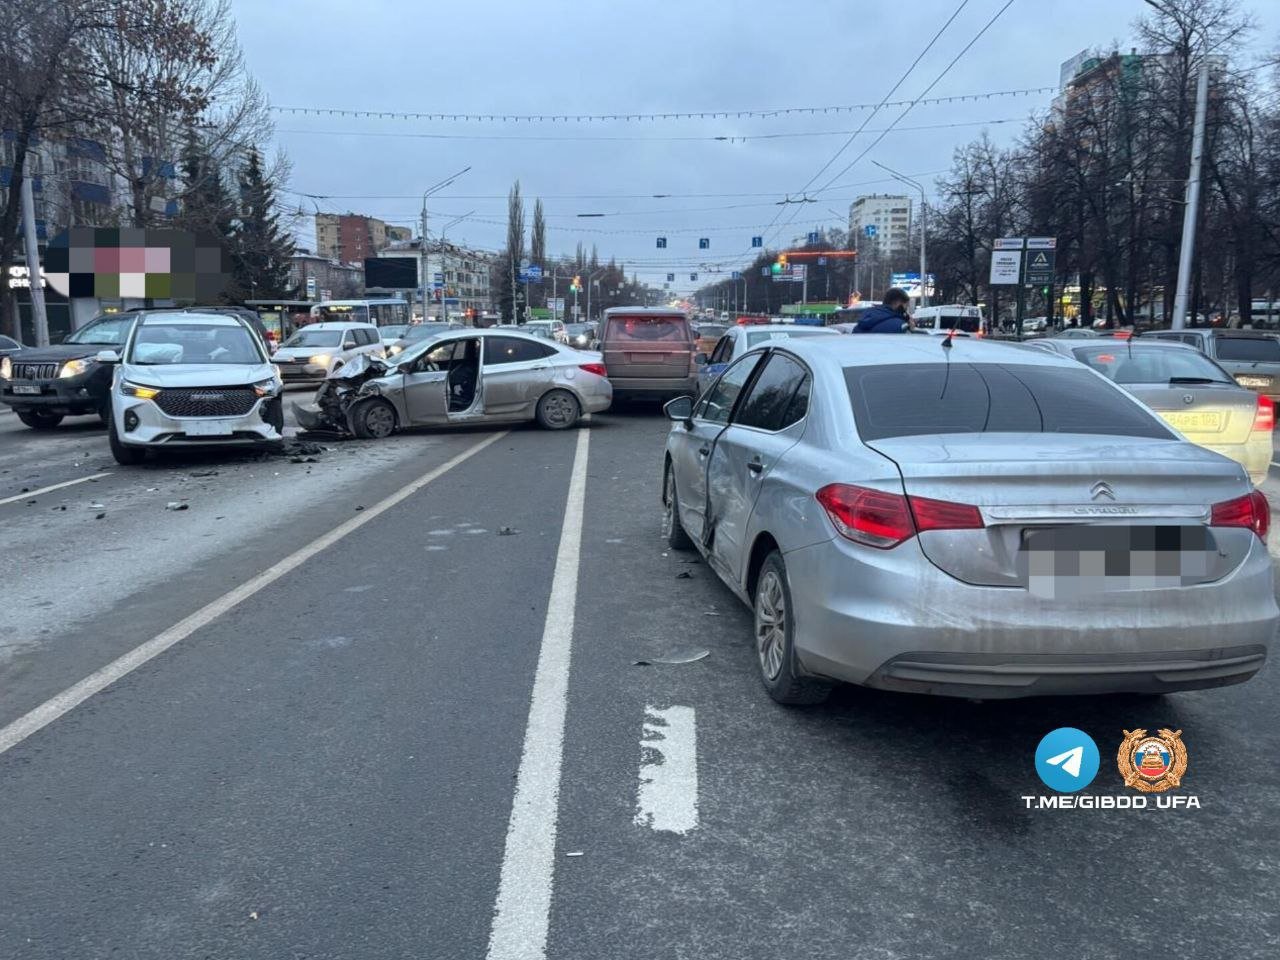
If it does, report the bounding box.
[598,308,698,401]
[1142,328,1280,404]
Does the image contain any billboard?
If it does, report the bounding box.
[364,256,418,289]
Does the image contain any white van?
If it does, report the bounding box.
[913,304,987,337]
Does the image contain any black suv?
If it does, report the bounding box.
[0,306,273,430]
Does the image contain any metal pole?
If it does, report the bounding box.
[20,161,48,347]
[420,196,429,323]
[918,194,929,308]
[1171,53,1209,330]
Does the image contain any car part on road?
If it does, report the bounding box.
[632,648,710,666]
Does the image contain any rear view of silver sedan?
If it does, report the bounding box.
[661,336,1277,704]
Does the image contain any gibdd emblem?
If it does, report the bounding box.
[1117,728,1188,793]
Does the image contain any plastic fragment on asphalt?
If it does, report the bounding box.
[498,526,518,535]
[355,505,365,511]
[565,851,584,858]
[190,469,219,478]
[89,503,104,509]
[632,649,710,666]
[94,513,105,520]
[166,502,189,511]
[676,571,693,579]
[249,911,259,921]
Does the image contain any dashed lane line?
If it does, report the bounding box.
[636,704,700,835]
[0,472,112,507]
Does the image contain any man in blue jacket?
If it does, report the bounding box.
[852,288,913,333]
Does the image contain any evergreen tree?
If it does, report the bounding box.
[231,148,295,300]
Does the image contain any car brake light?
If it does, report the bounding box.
[579,362,607,378]
[815,484,983,549]
[1252,395,1274,432]
[1210,490,1270,540]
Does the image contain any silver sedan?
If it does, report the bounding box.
[661,335,1277,704]
[293,329,611,436]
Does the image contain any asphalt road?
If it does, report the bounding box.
[1,402,1278,959]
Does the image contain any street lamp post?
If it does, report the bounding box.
[872,161,928,308]
[418,166,471,322]
[434,210,473,322]
[584,267,607,322]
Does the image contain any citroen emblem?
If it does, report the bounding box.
[1090,481,1115,501]
[1182,393,1194,405]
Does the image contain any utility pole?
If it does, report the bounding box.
[419,200,429,322]
[1171,54,1209,330]
[20,156,48,346]
[872,160,928,308]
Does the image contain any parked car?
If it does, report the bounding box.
[661,335,1276,704]
[1027,337,1273,484]
[1021,316,1049,333]
[1055,327,1098,339]
[0,312,138,428]
[104,311,284,464]
[564,322,596,349]
[271,321,384,384]
[1142,328,1280,403]
[598,307,698,401]
[691,322,729,358]
[293,329,610,436]
[697,323,838,394]
[522,319,567,343]
[388,321,463,356]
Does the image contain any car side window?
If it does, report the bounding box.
[710,336,731,365]
[486,337,556,365]
[412,340,458,373]
[733,353,810,431]
[696,353,763,425]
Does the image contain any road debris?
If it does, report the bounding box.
[189,469,219,478]
[565,851,584,858]
[632,649,710,666]
[675,571,693,579]
[165,502,189,511]
[498,526,519,536]
[94,512,106,520]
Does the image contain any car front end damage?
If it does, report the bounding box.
[292,353,399,436]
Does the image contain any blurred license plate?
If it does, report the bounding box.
[1163,410,1224,432]
[630,353,668,363]
[1235,375,1272,388]
[185,420,234,436]
[11,385,40,395]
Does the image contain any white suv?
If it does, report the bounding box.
[272,322,384,383]
[104,311,284,464]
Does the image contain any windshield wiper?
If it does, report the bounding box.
[1168,376,1223,384]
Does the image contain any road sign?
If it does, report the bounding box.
[807,231,820,244]
[864,225,878,238]
[520,258,530,271]
[791,264,806,280]
[1025,248,1056,284]
[434,272,444,282]
[690,273,698,281]
[1026,237,1057,250]
[993,237,1025,250]
[698,238,710,249]
[817,256,827,265]
[760,266,770,277]
[526,265,542,281]
[305,276,316,299]
[751,236,762,247]
[656,237,667,248]
[731,271,741,280]
[667,272,675,282]
[990,249,1022,285]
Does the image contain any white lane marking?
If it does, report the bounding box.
[486,426,590,960]
[0,472,112,507]
[635,705,699,835]
[1270,460,1280,469]
[0,431,507,757]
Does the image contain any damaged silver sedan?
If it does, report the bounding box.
[292,328,612,437]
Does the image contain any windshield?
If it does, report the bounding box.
[1071,345,1233,384]
[66,316,135,345]
[380,325,409,339]
[745,328,833,347]
[846,362,1174,441]
[282,329,344,348]
[1216,336,1280,362]
[403,323,454,343]
[128,322,264,365]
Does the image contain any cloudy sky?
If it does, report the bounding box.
[228,0,1278,296]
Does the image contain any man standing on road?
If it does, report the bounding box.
[852,288,913,333]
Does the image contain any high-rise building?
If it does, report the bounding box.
[314,213,389,263]
[848,195,912,258]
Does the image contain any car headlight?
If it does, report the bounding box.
[0,357,10,379]
[388,344,403,356]
[310,354,332,366]
[121,381,161,400]
[59,358,94,378]
[253,378,281,397]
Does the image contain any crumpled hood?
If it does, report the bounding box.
[119,362,275,388]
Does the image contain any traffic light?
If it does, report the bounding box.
[771,253,788,275]
[570,275,581,293]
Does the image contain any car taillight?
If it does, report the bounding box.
[1211,490,1270,540]
[815,484,983,549]
[579,362,607,378]
[1252,395,1274,432]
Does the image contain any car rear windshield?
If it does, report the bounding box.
[1070,345,1232,384]
[1215,337,1280,362]
[845,362,1175,441]
[606,315,690,342]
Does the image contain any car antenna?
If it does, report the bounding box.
[941,327,955,350]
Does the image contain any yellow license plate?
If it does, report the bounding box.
[1163,410,1225,432]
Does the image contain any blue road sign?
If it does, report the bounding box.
[731,271,741,280]
[525,265,542,281]
[807,231,820,243]
[760,266,770,277]
[751,236,763,247]
[667,273,675,282]
[864,225,877,238]
[656,237,667,248]
[817,257,827,265]
[690,273,698,281]
[698,238,710,249]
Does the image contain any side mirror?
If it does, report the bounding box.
[664,395,694,422]
[694,353,709,365]
[95,349,121,363]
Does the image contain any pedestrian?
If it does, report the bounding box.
[852,288,913,333]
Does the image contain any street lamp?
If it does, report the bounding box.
[584,267,607,322]
[419,166,471,321]
[872,160,928,308]
[433,210,473,322]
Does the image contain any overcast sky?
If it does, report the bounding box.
[229,0,1278,295]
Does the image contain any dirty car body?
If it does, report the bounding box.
[293,328,611,437]
[662,335,1277,703]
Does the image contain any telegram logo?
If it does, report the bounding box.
[1034,727,1100,793]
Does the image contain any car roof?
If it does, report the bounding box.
[1043,337,1198,350]
[602,306,688,317]
[776,334,1080,369]
[303,321,377,330]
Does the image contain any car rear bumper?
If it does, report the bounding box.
[782,534,1278,697]
[608,375,699,396]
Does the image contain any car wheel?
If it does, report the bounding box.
[108,416,146,465]
[754,551,830,706]
[97,402,111,425]
[16,410,64,430]
[351,398,397,439]
[662,463,694,551]
[535,389,580,430]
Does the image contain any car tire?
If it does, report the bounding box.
[97,402,111,425]
[351,398,397,439]
[754,551,831,706]
[16,410,64,430]
[535,389,580,430]
[662,462,694,551]
[108,416,146,465]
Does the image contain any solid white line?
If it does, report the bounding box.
[486,426,590,960]
[0,472,112,507]
[635,705,699,835]
[1270,460,1280,470]
[0,431,508,757]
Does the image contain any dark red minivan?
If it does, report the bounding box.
[598,307,698,401]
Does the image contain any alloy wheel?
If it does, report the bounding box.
[755,570,786,681]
